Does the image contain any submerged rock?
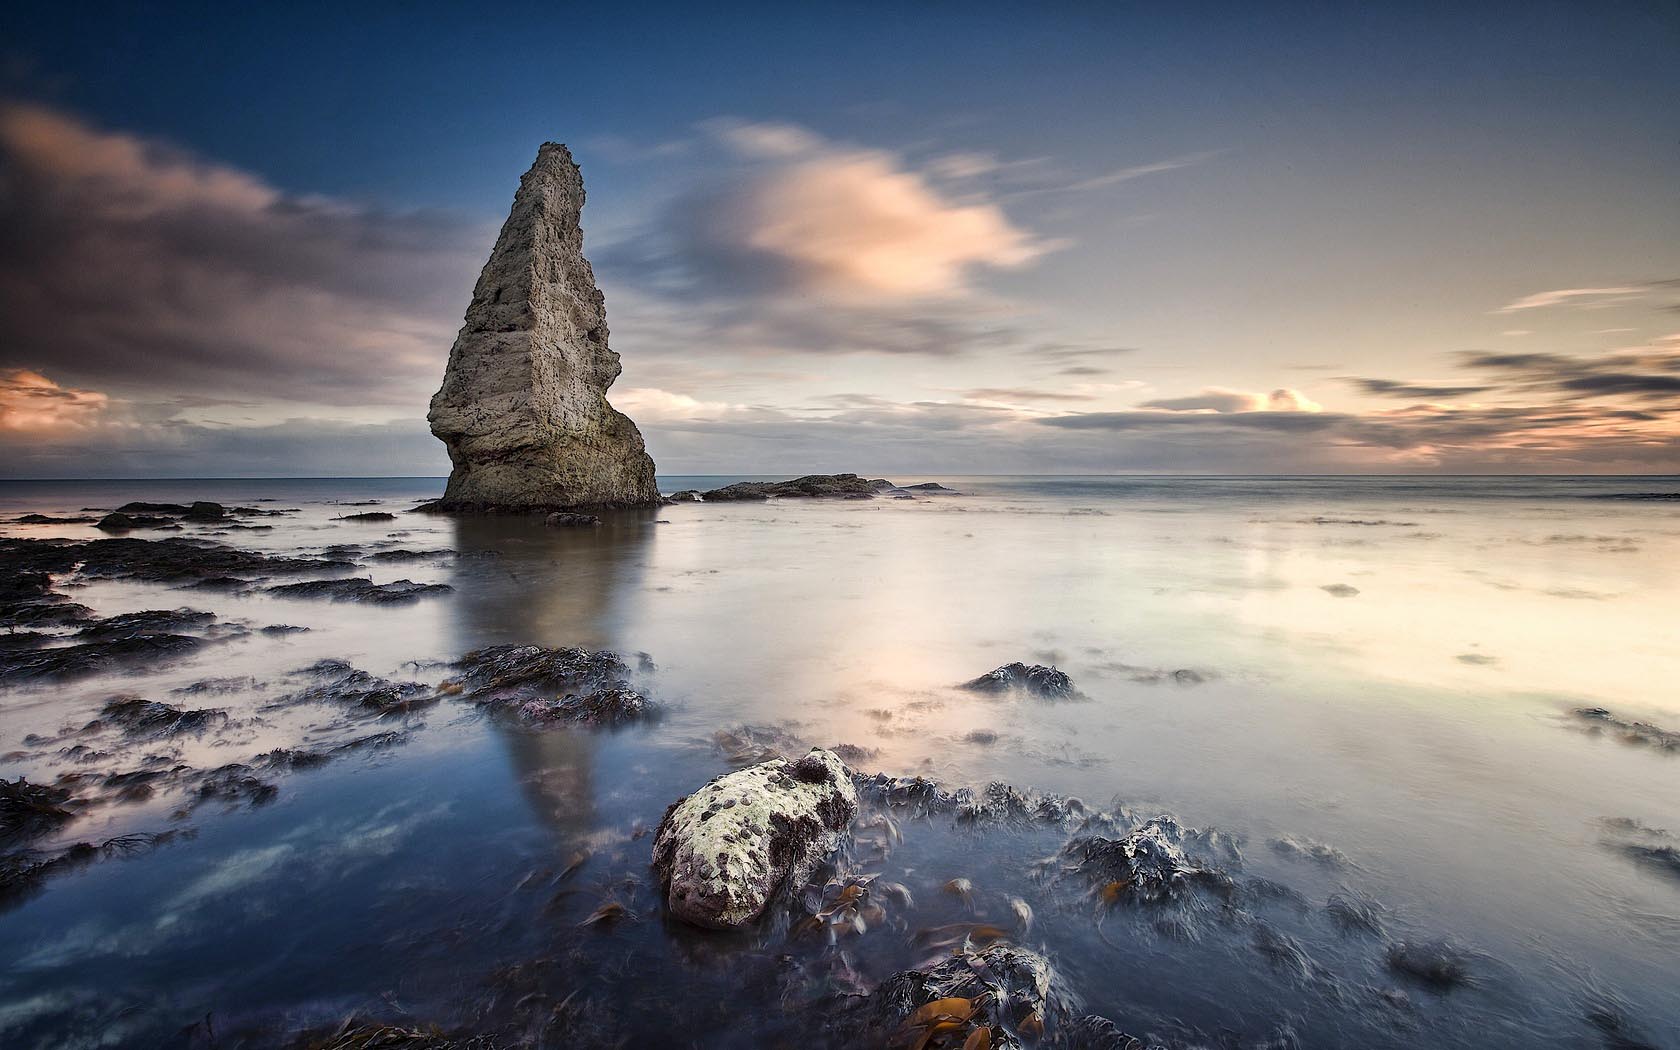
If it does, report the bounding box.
[963,662,1077,700]
[337,511,397,522]
[448,644,654,727]
[93,695,227,738]
[516,688,650,728]
[1385,939,1475,988]
[426,143,659,511]
[1571,707,1679,750]
[0,632,204,682]
[0,778,74,844]
[699,474,893,501]
[280,660,434,715]
[1059,815,1235,903]
[652,748,857,929]
[265,577,453,604]
[839,942,1070,1050]
[544,511,601,528]
[95,512,173,531]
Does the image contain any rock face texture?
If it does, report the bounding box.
[428,143,660,510]
[652,748,857,929]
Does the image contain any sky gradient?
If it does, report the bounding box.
[2,2,1677,476]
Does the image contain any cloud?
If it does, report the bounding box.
[1345,377,1496,400]
[614,119,1049,304]
[1457,340,1680,401]
[1494,287,1646,313]
[0,101,486,408]
[1137,387,1322,413]
[1052,151,1224,193]
[963,387,1098,403]
[0,369,109,432]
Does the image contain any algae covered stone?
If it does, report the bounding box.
[652,748,857,929]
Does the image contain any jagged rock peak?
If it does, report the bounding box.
[426,142,660,511]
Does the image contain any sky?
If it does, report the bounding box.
[1,1,1677,477]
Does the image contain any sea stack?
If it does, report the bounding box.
[427,143,660,510]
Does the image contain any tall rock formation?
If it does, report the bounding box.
[427,143,660,510]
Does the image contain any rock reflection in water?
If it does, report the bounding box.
[443,509,659,844]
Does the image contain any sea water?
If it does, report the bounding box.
[0,476,1676,1048]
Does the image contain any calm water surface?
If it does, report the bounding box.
[1,476,1677,1048]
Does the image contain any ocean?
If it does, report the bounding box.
[1,475,1677,1048]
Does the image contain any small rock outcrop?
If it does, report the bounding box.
[840,943,1072,1050]
[427,143,660,511]
[700,474,893,502]
[652,748,857,929]
[963,662,1077,700]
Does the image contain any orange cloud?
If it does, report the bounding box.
[0,369,110,432]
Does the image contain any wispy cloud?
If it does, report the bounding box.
[1493,287,1647,313]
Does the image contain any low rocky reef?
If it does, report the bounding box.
[963,662,1078,700]
[667,474,956,503]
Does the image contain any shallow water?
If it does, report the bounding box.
[1,476,1677,1048]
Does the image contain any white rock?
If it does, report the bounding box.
[652,748,857,929]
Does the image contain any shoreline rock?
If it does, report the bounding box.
[426,143,660,511]
[652,748,857,929]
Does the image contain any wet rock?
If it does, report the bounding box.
[114,501,190,514]
[0,569,93,628]
[295,1020,500,1050]
[839,942,1069,1050]
[95,512,173,531]
[699,474,892,501]
[426,143,660,511]
[1324,891,1386,935]
[0,632,204,682]
[337,511,397,522]
[14,514,98,524]
[516,688,651,728]
[265,577,453,604]
[1600,817,1680,880]
[367,548,455,562]
[665,489,701,502]
[280,660,434,715]
[185,502,228,520]
[652,748,857,929]
[1572,707,1679,751]
[1385,939,1475,989]
[93,695,227,738]
[963,661,1077,700]
[451,643,627,699]
[899,482,954,492]
[1320,583,1360,598]
[0,536,355,587]
[76,607,216,640]
[1066,1014,1160,1050]
[192,763,278,807]
[0,777,74,844]
[713,724,803,765]
[1059,815,1235,903]
[1268,836,1351,869]
[544,511,601,527]
[261,624,310,635]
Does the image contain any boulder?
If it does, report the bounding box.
[427,143,659,510]
[652,748,857,929]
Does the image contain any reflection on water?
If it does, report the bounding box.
[0,476,1677,1048]
[445,510,661,842]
